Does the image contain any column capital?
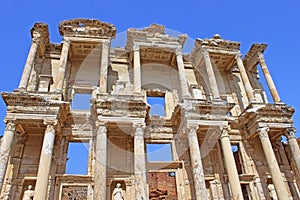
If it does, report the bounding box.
[62,38,71,47]
[257,52,265,61]
[43,119,58,127]
[32,31,42,44]
[43,120,57,133]
[133,123,146,137]
[186,124,199,131]
[220,125,231,139]
[133,43,140,52]
[202,49,209,57]
[96,121,108,135]
[186,124,199,137]
[3,118,17,132]
[101,39,110,47]
[258,126,270,139]
[234,53,242,60]
[175,47,182,55]
[285,127,297,139]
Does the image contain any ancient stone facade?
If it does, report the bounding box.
[0,18,299,200]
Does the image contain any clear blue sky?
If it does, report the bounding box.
[0,1,299,139]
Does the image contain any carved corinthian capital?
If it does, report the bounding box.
[43,120,57,133]
[32,31,42,44]
[285,127,297,139]
[4,119,16,132]
[220,125,231,139]
[186,124,199,137]
[95,121,107,135]
[258,127,270,139]
[133,123,146,137]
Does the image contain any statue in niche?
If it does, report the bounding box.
[268,184,278,200]
[112,183,124,200]
[22,185,34,200]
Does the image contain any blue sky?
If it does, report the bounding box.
[0,1,299,139]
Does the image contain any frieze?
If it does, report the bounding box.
[61,185,88,200]
[59,18,116,39]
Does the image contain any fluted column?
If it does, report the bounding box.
[18,31,41,91]
[257,52,281,103]
[235,54,255,102]
[258,127,289,199]
[99,40,110,93]
[176,48,191,98]
[34,120,57,200]
[202,50,220,100]
[0,119,16,190]
[133,123,148,200]
[94,122,107,200]
[133,44,141,93]
[285,127,300,179]
[187,125,208,200]
[219,126,243,200]
[54,38,70,92]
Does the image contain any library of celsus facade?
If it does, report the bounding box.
[1,18,300,199]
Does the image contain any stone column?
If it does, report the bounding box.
[186,125,208,200]
[54,38,70,92]
[235,54,255,102]
[219,126,243,200]
[133,123,148,200]
[257,52,281,103]
[99,40,110,93]
[285,127,300,179]
[133,44,142,94]
[254,177,266,200]
[202,50,220,100]
[0,119,16,190]
[33,120,57,200]
[258,127,289,199]
[18,31,41,91]
[176,48,191,98]
[94,122,107,200]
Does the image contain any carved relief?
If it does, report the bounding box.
[61,185,88,200]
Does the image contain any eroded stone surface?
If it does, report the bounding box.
[0,18,299,200]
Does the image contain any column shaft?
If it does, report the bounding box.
[258,127,289,200]
[235,55,255,102]
[220,127,243,200]
[203,50,220,99]
[286,127,300,179]
[94,124,107,200]
[0,120,16,190]
[133,45,141,93]
[18,31,41,90]
[55,38,70,92]
[134,124,148,200]
[34,122,56,200]
[257,52,281,103]
[187,125,208,200]
[99,41,110,93]
[176,50,191,98]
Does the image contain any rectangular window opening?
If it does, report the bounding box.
[71,93,92,110]
[146,143,172,162]
[241,184,250,200]
[147,95,165,117]
[66,141,89,174]
[231,144,243,174]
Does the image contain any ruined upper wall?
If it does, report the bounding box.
[59,18,116,39]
